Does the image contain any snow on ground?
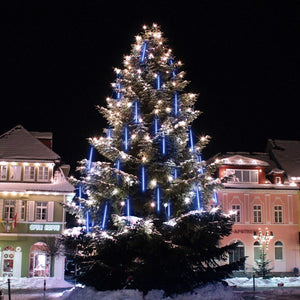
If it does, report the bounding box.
[0,277,72,289]
[226,276,300,287]
[59,283,240,300]
[1,277,300,299]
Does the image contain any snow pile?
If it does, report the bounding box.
[226,276,300,287]
[0,277,72,289]
[59,283,239,300]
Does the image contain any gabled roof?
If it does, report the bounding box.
[0,125,60,161]
[267,139,300,179]
[217,153,270,167]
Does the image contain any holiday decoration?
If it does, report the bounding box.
[63,23,244,296]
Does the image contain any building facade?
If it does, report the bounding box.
[0,125,74,278]
[214,152,300,275]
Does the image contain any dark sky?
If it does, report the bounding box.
[2,1,300,173]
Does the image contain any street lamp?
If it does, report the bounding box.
[253,227,274,279]
[253,227,274,250]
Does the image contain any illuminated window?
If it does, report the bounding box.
[275,241,283,260]
[0,165,8,180]
[29,242,50,277]
[36,202,47,221]
[4,200,15,220]
[231,205,241,223]
[274,206,283,223]
[24,166,35,181]
[253,205,262,223]
[226,169,258,183]
[253,241,261,260]
[38,166,49,182]
[9,165,21,181]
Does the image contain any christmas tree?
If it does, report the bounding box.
[64,23,245,295]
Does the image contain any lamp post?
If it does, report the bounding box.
[253,227,274,279]
[253,227,274,250]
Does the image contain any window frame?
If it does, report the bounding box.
[9,165,22,181]
[231,204,241,223]
[274,205,283,224]
[35,201,48,221]
[4,200,15,220]
[24,165,36,181]
[253,205,262,223]
[37,166,49,182]
[226,169,259,184]
[0,164,8,181]
[274,241,283,260]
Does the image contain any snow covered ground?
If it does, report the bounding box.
[0,276,299,299]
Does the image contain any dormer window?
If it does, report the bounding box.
[9,165,21,181]
[226,169,258,183]
[24,165,35,181]
[0,164,8,180]
[38,166,49,182]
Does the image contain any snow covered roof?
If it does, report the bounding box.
[267,139,300,180]
[0,125,60,161]
[0,169,74,194]
[216,153,270,167]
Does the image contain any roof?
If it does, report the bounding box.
[0,125,60,161]
[0,168,74,194]
[267,139,300,179]
[219,154,270,167]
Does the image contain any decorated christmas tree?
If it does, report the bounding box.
[64,24,245,295]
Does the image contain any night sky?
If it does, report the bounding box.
[2,1,300,173]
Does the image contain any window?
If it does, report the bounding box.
[0,165,8,180]
[231,205,241,223]
[253,241,261,260]
[275,241,283,260]
[38,166,49,182]
[275,177,281,184]
[36,202,47,221]
[9,165,21,181]
[226,169,258,183]
[253,205,262,223]
[274,206,283,223]
[229,241,245,271]
[4,200,15,220]
[24,166,35,181]
[20,200,26,220]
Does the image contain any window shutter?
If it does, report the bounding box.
[48,201,54,222]
[15,200,21,220]
[0,199,3,220]
[28,201,35,221]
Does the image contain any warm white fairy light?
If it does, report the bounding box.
[150,179,157,188]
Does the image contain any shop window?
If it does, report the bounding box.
[275,241,283,260]
[253,241,261,260]
[2,246,15,277]
[4,200,15,220]
[36,202,47,221]
[29,242,50,277]
[229,241,245,271]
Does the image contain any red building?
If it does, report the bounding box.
[213,152,300,275]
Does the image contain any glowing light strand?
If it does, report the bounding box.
[162,134,166,155]
[134,100,139,124]
[174,92,179,116]
[189,127,194,152]
[87,147,93,171]
[126,197,130,217]
[141,164,146,192]
[101,202,108,230]
[124,125,129,151]
[140,41,147,63]
[156,186,161,212]
[195,186,201,210]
